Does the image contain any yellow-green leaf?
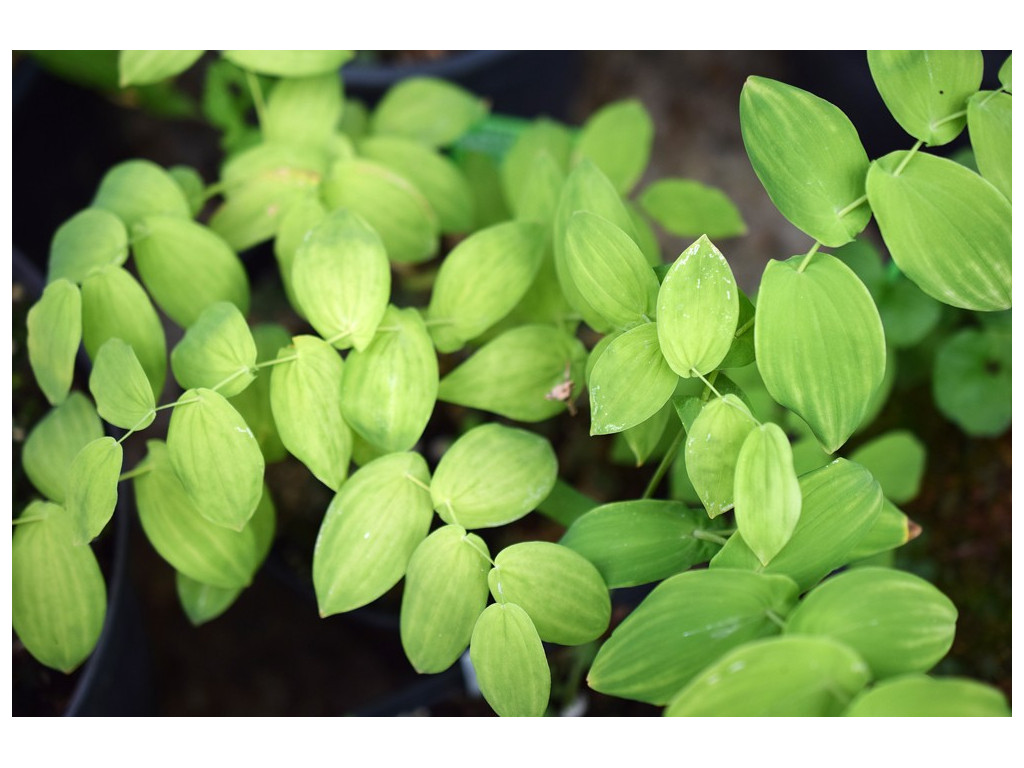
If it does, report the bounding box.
[48,208,128,284]
[640,178,747,239]
[502,118,573,217]
[89,338,156,431]
[272,195,326,317]
[967,90,1011,201]
[171,302,257,397]
[844,674,1010,716]
[66,437,122,545]
[263,73,343,149]
[470,603,550,717]
[228,323,292,464]
[572,99,653,195]
[119,50,203,87]
[849,430,926,504]
[684,394,758,518]
[27,279,81,406]
[370,76,487,148]
[92,159,191,228]
[222,50,353,78]
[22,392,104,503]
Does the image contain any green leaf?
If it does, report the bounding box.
[135,440,263,588]
[269,335,351,490]
[755,253,886,453]
[92,159,191,228]
[932,327,1011,437]
[588,322,677,436]
[273,195,326,315]
[426,221,545,352]
[27,279,81,406]
[998,54,1012,92]
[711,458,884,591]
[12,502,106,673]
[313,452,433,616]
[627,201,662,266]
[66,437,122,545]
[877,275,943,348]
[456,149,511,228]
[553,160,640,334]
[844,674,1010,716]
[438,324,586,422]
[656,235,740,377]
[119,50,203,87]
[489,541,610,646]
[588,569,799,705]
[175,574,242,627]
[665,635,870,716]
[132,215,250,327]
[48,208,129,284]
[228,323,292,464]
[340,305,438,453]
[867,50,983,146]
[640,178,747,239]
[171,302,257,397]
[263,73,343,149]
[621,400,673,466]
[833,238,886,300]
[81,266,167,398]
[431,423,557,529]
[289,207,391,352]
[967,90,1011,201]
[717,289,756,369]
[785,567,956,679]
[847,499,918,561]
[22,392,104,503]
[684,394,758,518]
[359,135,475,233]
[560,499,719,588]
[470,603,550,717]
[371,76,487,148]
[572,99,653,195]
[89,338,156,431]
[501,118,573,217]
[222,50,353,77]
[849,430,926,504]
[320,157,439,263]
[168,165,206,217]
[740,76,871,247]
[866,150,1011,311]
[733,423,802,566]
[400,525,492,673]
[167,388,265,531]
[564,211,659,330]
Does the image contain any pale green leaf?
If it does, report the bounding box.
[264,73,343,149]
[371,76,488,148]
[640,178,747,239]
[684,394,758,518]
[501,118,573,218]
[119,50,204,87]
[844,675,1010,716]
[175,574,242,627]
[967,90,1011,201]
[171,302,257,397]
[168,165,206,217]
[89,338,156,431]
[228,323,292,464]
[48,208,128,284]
[92,159,191,228]
[849,430,926,504]
[470,603,550,717]
[66,437,122,545]
[572,99,653,195]
[273,195,326,315]
[22,392,104,503]
[932,327,1011,437]
[847,498,918,561]
[27,279,81,406]
[222,50,353,77]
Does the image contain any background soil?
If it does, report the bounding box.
[12,50,1011,715]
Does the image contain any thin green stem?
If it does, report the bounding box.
[254,355,298,370]
[202,180,228,201]
[404,473,432,494]
[246,70,267,129]
[893,140,924,177]
[765,609,788,630]
[118,463,154,483]
[461,533,496,567]
[931,109,967,129]
[692,529,730,546]
[443,500,462,529]
[211,367,253,394]
[116,397,201,445]
[324,329,351,346]
[980,89,1004,106]
[691,369,722,399]
[733,316,754,339]
[699,370,720,403]
[836,194,868,219]
[423,318,455,328]
[12,514,48,526]
[797,241,822,274]
[642,425,685,499]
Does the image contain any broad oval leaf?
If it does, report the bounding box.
[438,324,587,422]
[269,335,351,490]
[588,569,800,705]
[228,323,293,464]
[90,338,156,430]
[847,498,919,561]
[171,302,257,397]
[359,135,475,233]
[273,195,326,316]
[132,214,250,327]
[711,458,884,591]
[426,220,545,352]
[176,574,242,627]
[222,50,353,77]
[264,73,343,149]
[740,76,871,246]
[66,437,122,545]
[81,266,167,398]
[684,394,758,518]
[866,150,1011,311]
[572,99,653,195]
[321,157,439,264]
[564,211,659,330]
[665,635,870,716]
[849,430,926,504]
[48,208,128,284]
[22,392,104,503]
[489,541,610,645]
[27,279,81,406]
[755,253,886,453]
[733,422,802,566]
[400,524,492,673]
[312,452,433,616]
[92,158,191,228]
[877,275,943,349]
[470,602,550,717]
[119,50,204,87]
[431,423,557,529]
[12,501,106,673]
[560,500,721,588]
[867,50,983,146]
[932,326,1011,437]
[340,306,438,453]
[844,674,1010,716]
[169,165,206,217]
[370,76,488,148]
[621,399,673,467]
[967,90,1011,201]
[502,118,573,216]
[589,322,678,436]
[135,440,262,588]
[785,567,956,679]
[167,388,265,531]
[657,235,740,377]
[640,178,747,239]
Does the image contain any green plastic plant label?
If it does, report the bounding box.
[312,452,434,616]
